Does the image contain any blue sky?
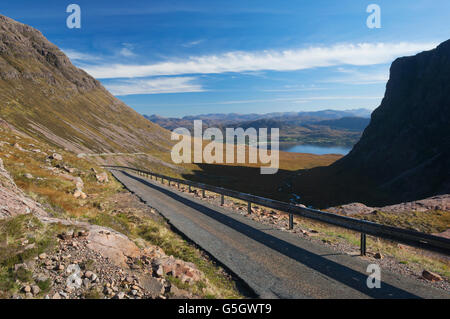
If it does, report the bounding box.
[2,1,449,117]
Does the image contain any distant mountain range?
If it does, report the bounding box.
[146,109,371,128]
[145,109,372,146]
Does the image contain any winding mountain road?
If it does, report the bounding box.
[110,169,449,299]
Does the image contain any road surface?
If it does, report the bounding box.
[110,169,449,299]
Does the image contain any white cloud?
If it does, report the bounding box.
[119,47,136,57]
[104,77,205,95]
[208,96,383,105]
[63,49,102,62]
[182,39,205,48]
[324,67,389,84]
[82,42,437,79]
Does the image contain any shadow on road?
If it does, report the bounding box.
[120,170,420,299]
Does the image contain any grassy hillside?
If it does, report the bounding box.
[0,15,172,157]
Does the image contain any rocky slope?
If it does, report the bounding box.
[293,39,450,207]
[0,125,241,299]
[0,15,171,155]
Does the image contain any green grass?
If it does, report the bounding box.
[36,278,52,294]
[0,214,64,297]
[355,210,450,234]
[290,215,450,279]
[0,128,242,298]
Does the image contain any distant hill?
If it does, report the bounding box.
[314,117,371,131]
[146,109,371,126]
[0,15,171,155]
[293,40,450,207]
[145,109,372,147]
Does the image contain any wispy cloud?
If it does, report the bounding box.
[119,43,137,57]
[261,85,326,92]
[324,67,389,84]
[82,42,437,79]
[62,49,102,63]
[182,39,205,48]
[119,47,136,57]
[212,95,383,105]
[104,77,205,95]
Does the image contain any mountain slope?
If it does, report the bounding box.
[0,15,171,155]
[293,40,450,207]
[314,117,370,131]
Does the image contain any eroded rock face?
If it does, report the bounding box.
[0,157,48,219]
[335,40,450,203]
[293,40,450,208]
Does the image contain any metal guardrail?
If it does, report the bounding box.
[104,165,450,256]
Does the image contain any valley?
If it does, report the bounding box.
[0,12,448,301]
[146,111,371,148]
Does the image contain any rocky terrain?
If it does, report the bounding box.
[0,126,241,299]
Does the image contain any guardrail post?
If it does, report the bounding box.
[288,213,294,230]
[360,233,367,256]
[248,202,252,214]
[221,194,225,206]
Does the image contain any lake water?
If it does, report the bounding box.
[280,144,351,155]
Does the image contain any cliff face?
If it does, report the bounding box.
[294,40,450,207]
[0,15,171,154]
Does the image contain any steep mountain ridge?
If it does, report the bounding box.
[294,40,450,207]
[0,15,171,155]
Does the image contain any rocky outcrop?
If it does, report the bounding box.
[294,39,450,207]
[14,217,200,299]
[0,157,48,219]
[0,156,203,299]
[327,194,450,216]
[338,40,450,204]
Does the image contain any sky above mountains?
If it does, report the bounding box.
[2,0,449,116]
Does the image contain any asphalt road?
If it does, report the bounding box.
[110,169,449,299]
